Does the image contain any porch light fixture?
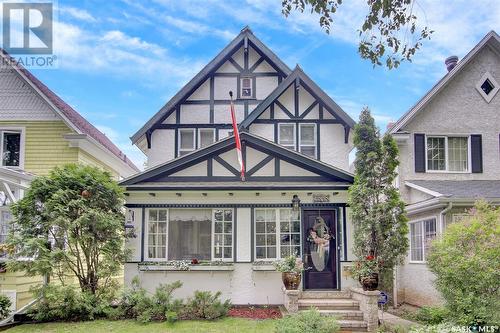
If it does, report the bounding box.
[292,194,301,211]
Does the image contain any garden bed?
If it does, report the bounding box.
[228,306,282,320]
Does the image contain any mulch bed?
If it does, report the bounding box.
[228,306,282,320]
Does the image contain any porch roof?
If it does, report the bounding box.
[406,180,500,199]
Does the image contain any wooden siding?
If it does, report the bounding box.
[78,150,119,179]
[0,271,43,310]
[0,120,78,175]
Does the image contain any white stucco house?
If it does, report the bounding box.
[119,27,380,330]
[390,30,500,306]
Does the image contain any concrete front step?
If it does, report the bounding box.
[317,309,364,320]
[301,290,351,299]
[298,298,360,310]
[338,319,368,332]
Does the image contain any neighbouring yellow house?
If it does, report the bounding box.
[0,49,139,312]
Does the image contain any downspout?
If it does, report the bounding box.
[439,202,453,235]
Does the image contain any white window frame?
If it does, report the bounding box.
[198,128,215,149]
[144,208,234,262]
[211,208,234,262]
[253,208,301,261]
[425,135,471,173]
[299,123,317,158]
[409,216,437,263]
[178,129,196,156]
[240,76,254,99]
[278,123,296,150]
[0,128,25,169]
[145,208,169,261]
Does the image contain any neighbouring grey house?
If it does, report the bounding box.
[119,27,381,331]
[389,31,500,306]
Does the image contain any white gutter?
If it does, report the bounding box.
[439,202,453,235]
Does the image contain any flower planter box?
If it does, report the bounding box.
[138,265,234,272]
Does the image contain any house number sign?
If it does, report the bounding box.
[312,194,330,203]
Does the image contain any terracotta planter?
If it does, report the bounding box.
[282,272,301,290]
[360,273,379,291]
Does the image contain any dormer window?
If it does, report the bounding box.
[240,77,253,99]
[476,72,499,103]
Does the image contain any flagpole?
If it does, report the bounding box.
[229,91,245,181]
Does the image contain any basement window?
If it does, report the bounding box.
[475,72,499,103]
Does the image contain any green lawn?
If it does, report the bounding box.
[6,318,277,333]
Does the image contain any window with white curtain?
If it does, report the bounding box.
[145,208,233,261]
[410,217,437,262]
[255,208,300,260]
[198,129,215,148]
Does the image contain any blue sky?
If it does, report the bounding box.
[10,0,500,168]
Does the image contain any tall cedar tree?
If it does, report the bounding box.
[7,164,128,294]
[348,108,408,276]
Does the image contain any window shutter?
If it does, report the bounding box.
[471,134,483,173]
[414,133,426,173]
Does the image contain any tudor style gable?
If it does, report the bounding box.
[132,27,291,168]
[241,67,355,170]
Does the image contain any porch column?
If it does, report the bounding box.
[350,287,379,332]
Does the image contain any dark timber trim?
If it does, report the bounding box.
[246,155,274,176]
[240,66,356,130]
[120,132,354,186]
[127,203,348,208]
[131,27,291,144]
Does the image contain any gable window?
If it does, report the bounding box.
[198,128,215,148]
[179,129,195,156]
[299,124,316,158]
[1,130,22,167]
[410,217,436,262]
[426,136,469,172]
[145,208,233,261]
[475,72,499,103]
[278,124,296,150]
[254,208,300,260]
[240,77,253,99]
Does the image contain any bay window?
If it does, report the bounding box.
[410,217,437,262]
[254,208,300,260]
[145,208,233,261]
[426,136,469,172]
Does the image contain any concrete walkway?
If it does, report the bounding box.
[379,310,420,329]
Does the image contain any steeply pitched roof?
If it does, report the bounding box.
[406,180,500,199]
[130,26,292,144]
[240,65,356,129]
[389,30,500,134]
[120,131,354,186]
[0,49,139,173]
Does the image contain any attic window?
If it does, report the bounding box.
[481,79,494,95]
[475,72,499,103]
[240,77,253,99]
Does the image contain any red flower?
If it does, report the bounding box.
[191,259,199,265]
[366,255,375,261]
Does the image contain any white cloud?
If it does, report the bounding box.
[60,6,97,22]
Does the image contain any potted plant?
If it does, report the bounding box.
[273,256,304,290]
[350,255,379,291]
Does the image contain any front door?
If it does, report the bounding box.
[303,210,337,289]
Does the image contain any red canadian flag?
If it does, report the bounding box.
[229,91,245,181]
